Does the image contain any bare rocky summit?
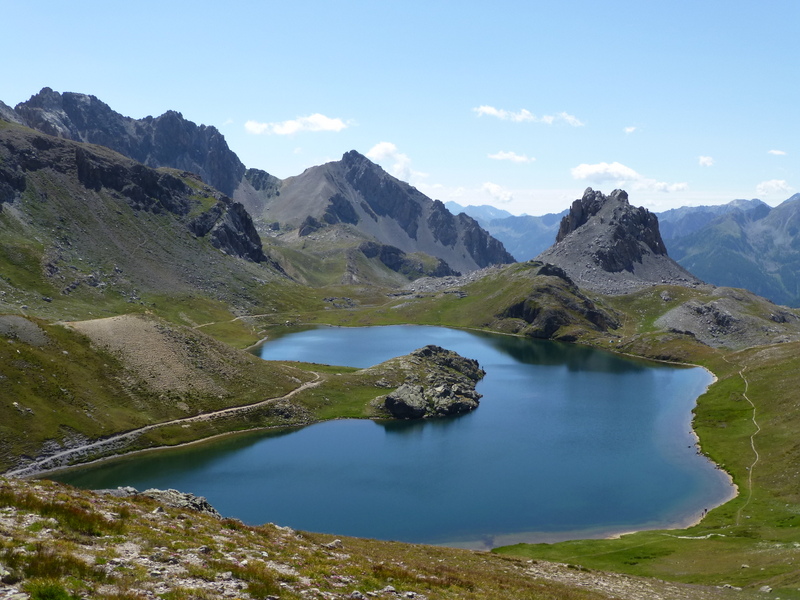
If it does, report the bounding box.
[11,87,247,198]
[265,150,515,274]
[537,188,702,295]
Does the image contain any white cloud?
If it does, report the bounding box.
[571,161,687,193]
[698,156,714,167]
[488,151,535,163]
[245,113,348,135]
[624,126,637,134]
[473,105,584,126]
[648,181,689,193]
[366,142,428,182]
[756,179,793,196]
[473,105,535,122]
[571,162,640,182]
[556,112,585,127]
[481,182,514,204]
[768,149,787,156]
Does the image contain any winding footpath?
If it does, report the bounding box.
[5,372,324,479]
[731,362,761,526]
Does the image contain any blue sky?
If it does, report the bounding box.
[3,1,797,215]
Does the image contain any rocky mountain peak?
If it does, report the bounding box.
[13,88,245,197]
[557,187,667,258]
[537,188,701,294]
[265,150,514,274]
[341,149,370,167]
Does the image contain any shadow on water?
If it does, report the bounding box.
[469,330,655,373]
[375,413,470,436]
[49,425,306,491]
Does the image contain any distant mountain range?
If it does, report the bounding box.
[658,195,800,306]
[446,201,567,261]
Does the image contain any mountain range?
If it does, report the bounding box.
[0,118,288,318]
[3,89,514,285]
[12,87,800,307]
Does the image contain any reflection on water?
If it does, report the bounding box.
[470,329,651,373]
[53,325,733,548]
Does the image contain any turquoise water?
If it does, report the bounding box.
[52,325,733,548]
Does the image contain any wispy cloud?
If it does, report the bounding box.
[366,142,426,182]
[756,179,793,196]
[473,106,535,122]
[698,156,714,167]
[624,126,637,134]
[245,113,348,135]
[768,149,787,156]
[473,105,584,126]
[488,151,535,163]
[481,182,514,203]
[571,161,687,193]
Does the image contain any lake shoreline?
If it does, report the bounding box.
[11,324,738,551]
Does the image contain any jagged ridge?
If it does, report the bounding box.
[537,187,701,295]
[266,150,515,274]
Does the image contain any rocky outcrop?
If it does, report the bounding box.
[358,241,459,278]
[496,262,619,339]
[0,100,23,124]
[98,486,221,518]
[380,345,485,419]
[653,286,800,349]
[13,88,247,197]
[537,188,702,294]
[190,201,268,263]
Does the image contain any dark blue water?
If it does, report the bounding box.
[53,325,733,548]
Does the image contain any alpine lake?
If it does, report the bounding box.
[52,325,734,550]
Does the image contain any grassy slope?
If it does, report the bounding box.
[0,316,318,473]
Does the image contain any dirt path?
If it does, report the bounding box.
[192,313,278,329]
[6,372,324,479]
[732,363,760,525]
[717,354,760,526]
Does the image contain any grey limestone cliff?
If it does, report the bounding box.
[537,188,702,294]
